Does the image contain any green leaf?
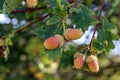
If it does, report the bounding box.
[92,40,105,51]
[46,0,68,7]
[61,0,68,6]
[5,33,14,46]
[70,4,98,32]
[3,46,9,61]
[45,47,63,59]
[34,22,63,40]
[3,0,22,14]
[91,40,105,54]
[0,0,4,10]
[103,18,115,29]
[3,33,14,60]
[25,10,39,19]
[60,46,76,69]
[46,15,60,25]
[97,17,118,42]
[93,17,118,54]
[105,42,114,53]
[46,0,58,7]
[46,0,67,17]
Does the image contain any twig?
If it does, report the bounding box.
[1,14,50,39]
[12,6,48,14]
[89,0,104,50]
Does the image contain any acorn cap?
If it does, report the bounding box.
[63,28,71,40]
[74,52,84,59]
[0,39,5,46]
[86,55,97,63]
[55,35,65,47]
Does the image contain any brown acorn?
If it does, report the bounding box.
[64,28,83,40]
[44,35,65,50]
[26,0,38,8]
[86,55,99,72]
[74,52,85,69]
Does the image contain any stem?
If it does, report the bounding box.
[12,6,48,14]
[89,0,104,50]
[1,14,50,39]
[62,19,66,33]
[84,48,90,57]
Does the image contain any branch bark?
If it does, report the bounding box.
[11,6,48,14]
[89,0,104,50]
[1,14,50,39]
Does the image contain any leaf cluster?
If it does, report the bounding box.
[0,0,119,69]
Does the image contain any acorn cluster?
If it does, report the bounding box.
[43,27,99,72]
[74,52,99,73]
[43,28,83,50]
[26,0,99,73]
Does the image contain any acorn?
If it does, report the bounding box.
[86,55,99,72]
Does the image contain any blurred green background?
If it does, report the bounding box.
[0,0,120,80]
